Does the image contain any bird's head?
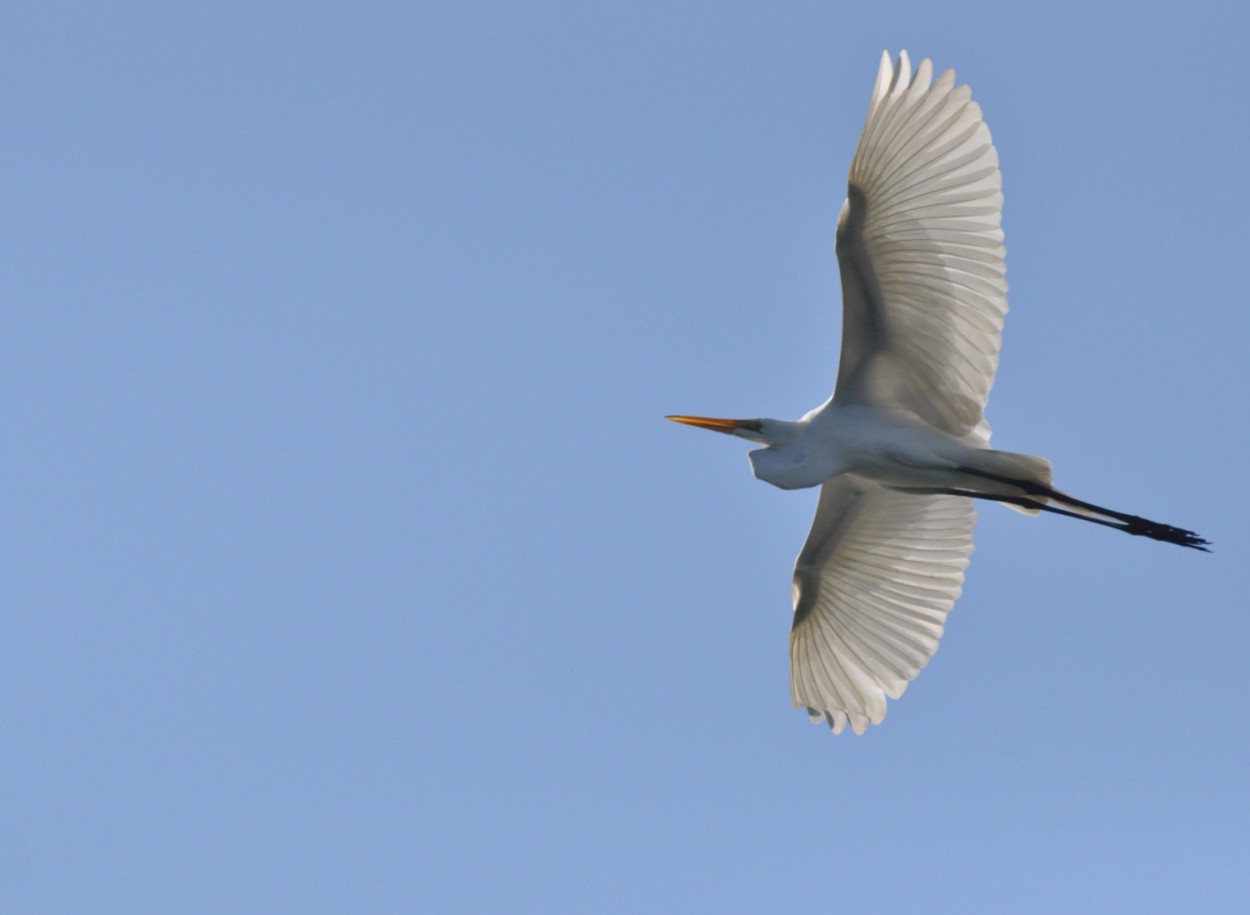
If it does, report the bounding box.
[666,414,817,489]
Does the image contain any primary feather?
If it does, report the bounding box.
[791,478,974,734]
[833,50,1007,442]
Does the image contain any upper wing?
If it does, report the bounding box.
[790,475,974,734]
[833,51,1007,441]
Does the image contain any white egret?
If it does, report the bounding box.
[669,51,1208,735]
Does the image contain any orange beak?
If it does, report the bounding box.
[666,415,753,436]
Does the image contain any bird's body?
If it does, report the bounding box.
[669,51,1207,735]
[742,400,1029,494]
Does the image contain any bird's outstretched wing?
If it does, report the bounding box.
[833,51,1006,441]
[790,476,974,734]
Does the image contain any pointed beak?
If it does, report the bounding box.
[666,415,757,436]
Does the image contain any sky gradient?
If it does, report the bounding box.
[5,2,1248,911]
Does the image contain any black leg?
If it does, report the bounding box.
[934,479,1211,552]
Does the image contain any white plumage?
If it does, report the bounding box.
[792,52,1001,733]
[834,52,1006,443]
[669,51,1208,735]
[791,480,974,734]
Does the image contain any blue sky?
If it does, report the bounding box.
[5,1,1248,911]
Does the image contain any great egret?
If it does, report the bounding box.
[668,51,1208,735]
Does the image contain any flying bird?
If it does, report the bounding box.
[668,51,1209,735]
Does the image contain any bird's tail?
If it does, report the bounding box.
[963,450,1053,516]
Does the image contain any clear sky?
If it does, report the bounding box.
[5,1,1248,912]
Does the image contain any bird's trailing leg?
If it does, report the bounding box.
[942,467,1211,551]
